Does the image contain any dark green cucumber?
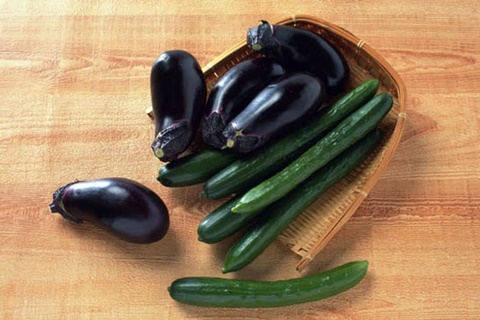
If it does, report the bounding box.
[157,149,237,187]
[201,79,380,199]
[222,129,383,273]
[197,195,261,244]
[168,260,369,308]
[232,93,393,214]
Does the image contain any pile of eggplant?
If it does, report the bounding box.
[154,20,394,273]
[150,20,349,161]
[49,20,348,245]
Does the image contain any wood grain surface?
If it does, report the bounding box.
[1,1,479,319]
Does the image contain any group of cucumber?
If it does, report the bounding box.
[152,20,394,309]
[161,78,392,307]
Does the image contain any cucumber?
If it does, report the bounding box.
[222,129,383,273]
[197,195,261,244]
[168,260,369,308]
[232,93,393,214]
[157,149,237,187]
[201,79,380,199]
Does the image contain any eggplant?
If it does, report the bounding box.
[150,50,207,162]
[202,57,285,149]
[49,178,170,244]
[246,20,349,96]
[223,73,326,153]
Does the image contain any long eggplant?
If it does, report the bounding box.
[50,178,170,244]
[150,50,207,162]
[202,57,285,149]
[222,73,326,153]
[246,20,349,96]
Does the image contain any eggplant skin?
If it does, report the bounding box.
[49,178,170,244]
[223,73,326,153]
[202,57,285,149]
[150,50,207,162]
[246,20,349,96]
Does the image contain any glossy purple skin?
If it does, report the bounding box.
[246,20,349,96]
[150,50,207,162]
[223,73,326,153]
[202,57,285,149]
[49,178,170,244]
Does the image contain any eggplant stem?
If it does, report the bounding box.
[154,148,164,159]
[225,139,234,148]
[251,44,262,51]
[49,182,83,223]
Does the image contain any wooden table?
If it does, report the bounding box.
[1,1,479,319]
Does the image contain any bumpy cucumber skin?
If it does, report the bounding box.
[168,260,369,308]
[202,79,380,200]
[222,129,383,273]
[232,93,393,214]
[157,149,237,187]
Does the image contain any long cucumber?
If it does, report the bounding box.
[232,93,393,214]
[201,79,380,199]
[222,129,383,273]
[197,195,260,244]
[157,149,237,187]
[168,260,369,308]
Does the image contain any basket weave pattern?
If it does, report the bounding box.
[202,15,406,271]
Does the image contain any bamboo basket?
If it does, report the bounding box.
[150,15,407,271]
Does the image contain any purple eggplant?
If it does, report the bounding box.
[49,178,170,244]
[246,20,349,96]
[223,73,326,153]
[202,57,285,149]
[150,50,207,162]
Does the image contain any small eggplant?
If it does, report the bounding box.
[223,73,326,153]
[246,20,349,96]
[150,50,207,162]
[49,178,170,244]
[202,57,285,149]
